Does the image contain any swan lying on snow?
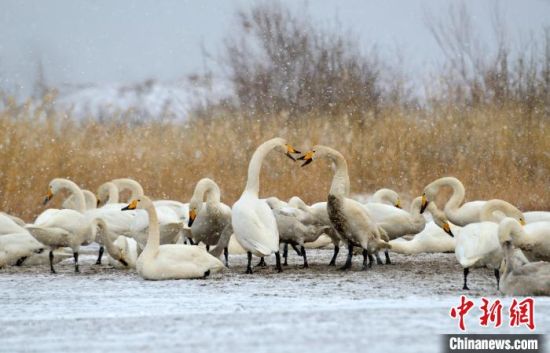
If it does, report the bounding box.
[122,196,224,280]
[498,218,550,296]
[0,213,27,235]
[454,199,526,290]
[0,233,72,268]
[299,146,390,270]
[505,221,550,262]
[389,221,457,255]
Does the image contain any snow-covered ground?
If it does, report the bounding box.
[1,249,548,353]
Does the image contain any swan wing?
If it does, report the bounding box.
[232,197,279,256]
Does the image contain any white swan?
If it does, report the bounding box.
[299,146,390,270]
[422,176,487,226]
[498,218,550,296]
[0,233,72,267]
[524,211,550,223]
[232,137,300,274]
[371,188,401,208]
[122,196,224,280]
[188,178,232,266]
[111,178,144,202]
[0,213,27,235]
[389,221,458,254]
[26,216,100,273]
[454,199,526,290]
[96,219,138,269]
[506,221,550,262]
[63,189,97,210]
[96,181,121,206]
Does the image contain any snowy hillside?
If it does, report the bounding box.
[54,78,231,121]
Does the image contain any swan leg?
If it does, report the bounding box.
[462,268,470,290]
[223,247,229,268]
[368,254,375,268]
[206,245,210,252]
[384,250,392,264]
[328,245,340,266]
[494,269,500,290]
[15,256,27,266]
[301,246,308,268]
[283,243,289,266]
[246,252,253,274]
[95,246,104,265]
[339,244,353,271]
[257,257,266,267]
[291,244,302,256]
[49,250,56,274]
[275,251,283,273]
[188,238,195,245]
[375,252,384,265]
[362,249,369,270]
[73,252,80,273]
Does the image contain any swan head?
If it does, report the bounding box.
[419,193,429,214]
[297,149,317,167]
[188,207,198,227]
[272,140,301,161]
[297,145,341,167]
[121,196,153,211]
[43,178,70,205]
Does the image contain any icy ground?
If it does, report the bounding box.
[1,249,548,353]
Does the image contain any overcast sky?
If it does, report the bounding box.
[1,0,549,97]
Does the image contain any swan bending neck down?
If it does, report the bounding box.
[498,218,550,296]
[122,196,224,280]
[63,189,97,210]
[97,182,120,206]
[112,178,144,202]
[422,176,486,226]
[232,137,300,274]
[44,178,87,213]
[455,200,526,290]
[188,178,232,266]
[371,188,401,208]
[299,145,390,270]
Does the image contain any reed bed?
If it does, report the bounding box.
[1,96,548,222]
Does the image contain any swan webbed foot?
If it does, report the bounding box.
[15,256,27,266]
[275,251,283,273]
[328,245,340,266]
[257,257,266,267]
[49,250,56,274]
[384,250,392,265]
[95,246,104,265]
[375,253,384,265]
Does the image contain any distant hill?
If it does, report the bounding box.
[54,77,231,121]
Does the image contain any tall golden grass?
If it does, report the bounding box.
[1,94,548,222]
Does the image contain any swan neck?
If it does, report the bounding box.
[64,180,86,213]
[439,178,465,216]
[244,140,280,197]
[107,183,119,204]
[328,152,350,197]
[143,204,160,256]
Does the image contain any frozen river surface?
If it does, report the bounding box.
[1,249,548,353]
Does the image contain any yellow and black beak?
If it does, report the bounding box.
[443,222,454,237]
[519,218,526,226]
[43,188,53,205]
[285,144,301,161]
[395,199,402,209]
[96,198,101,207]
[121,199,138,211]
[297,150,314,167]
[188,209,197,227]
[419,194,428,214]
